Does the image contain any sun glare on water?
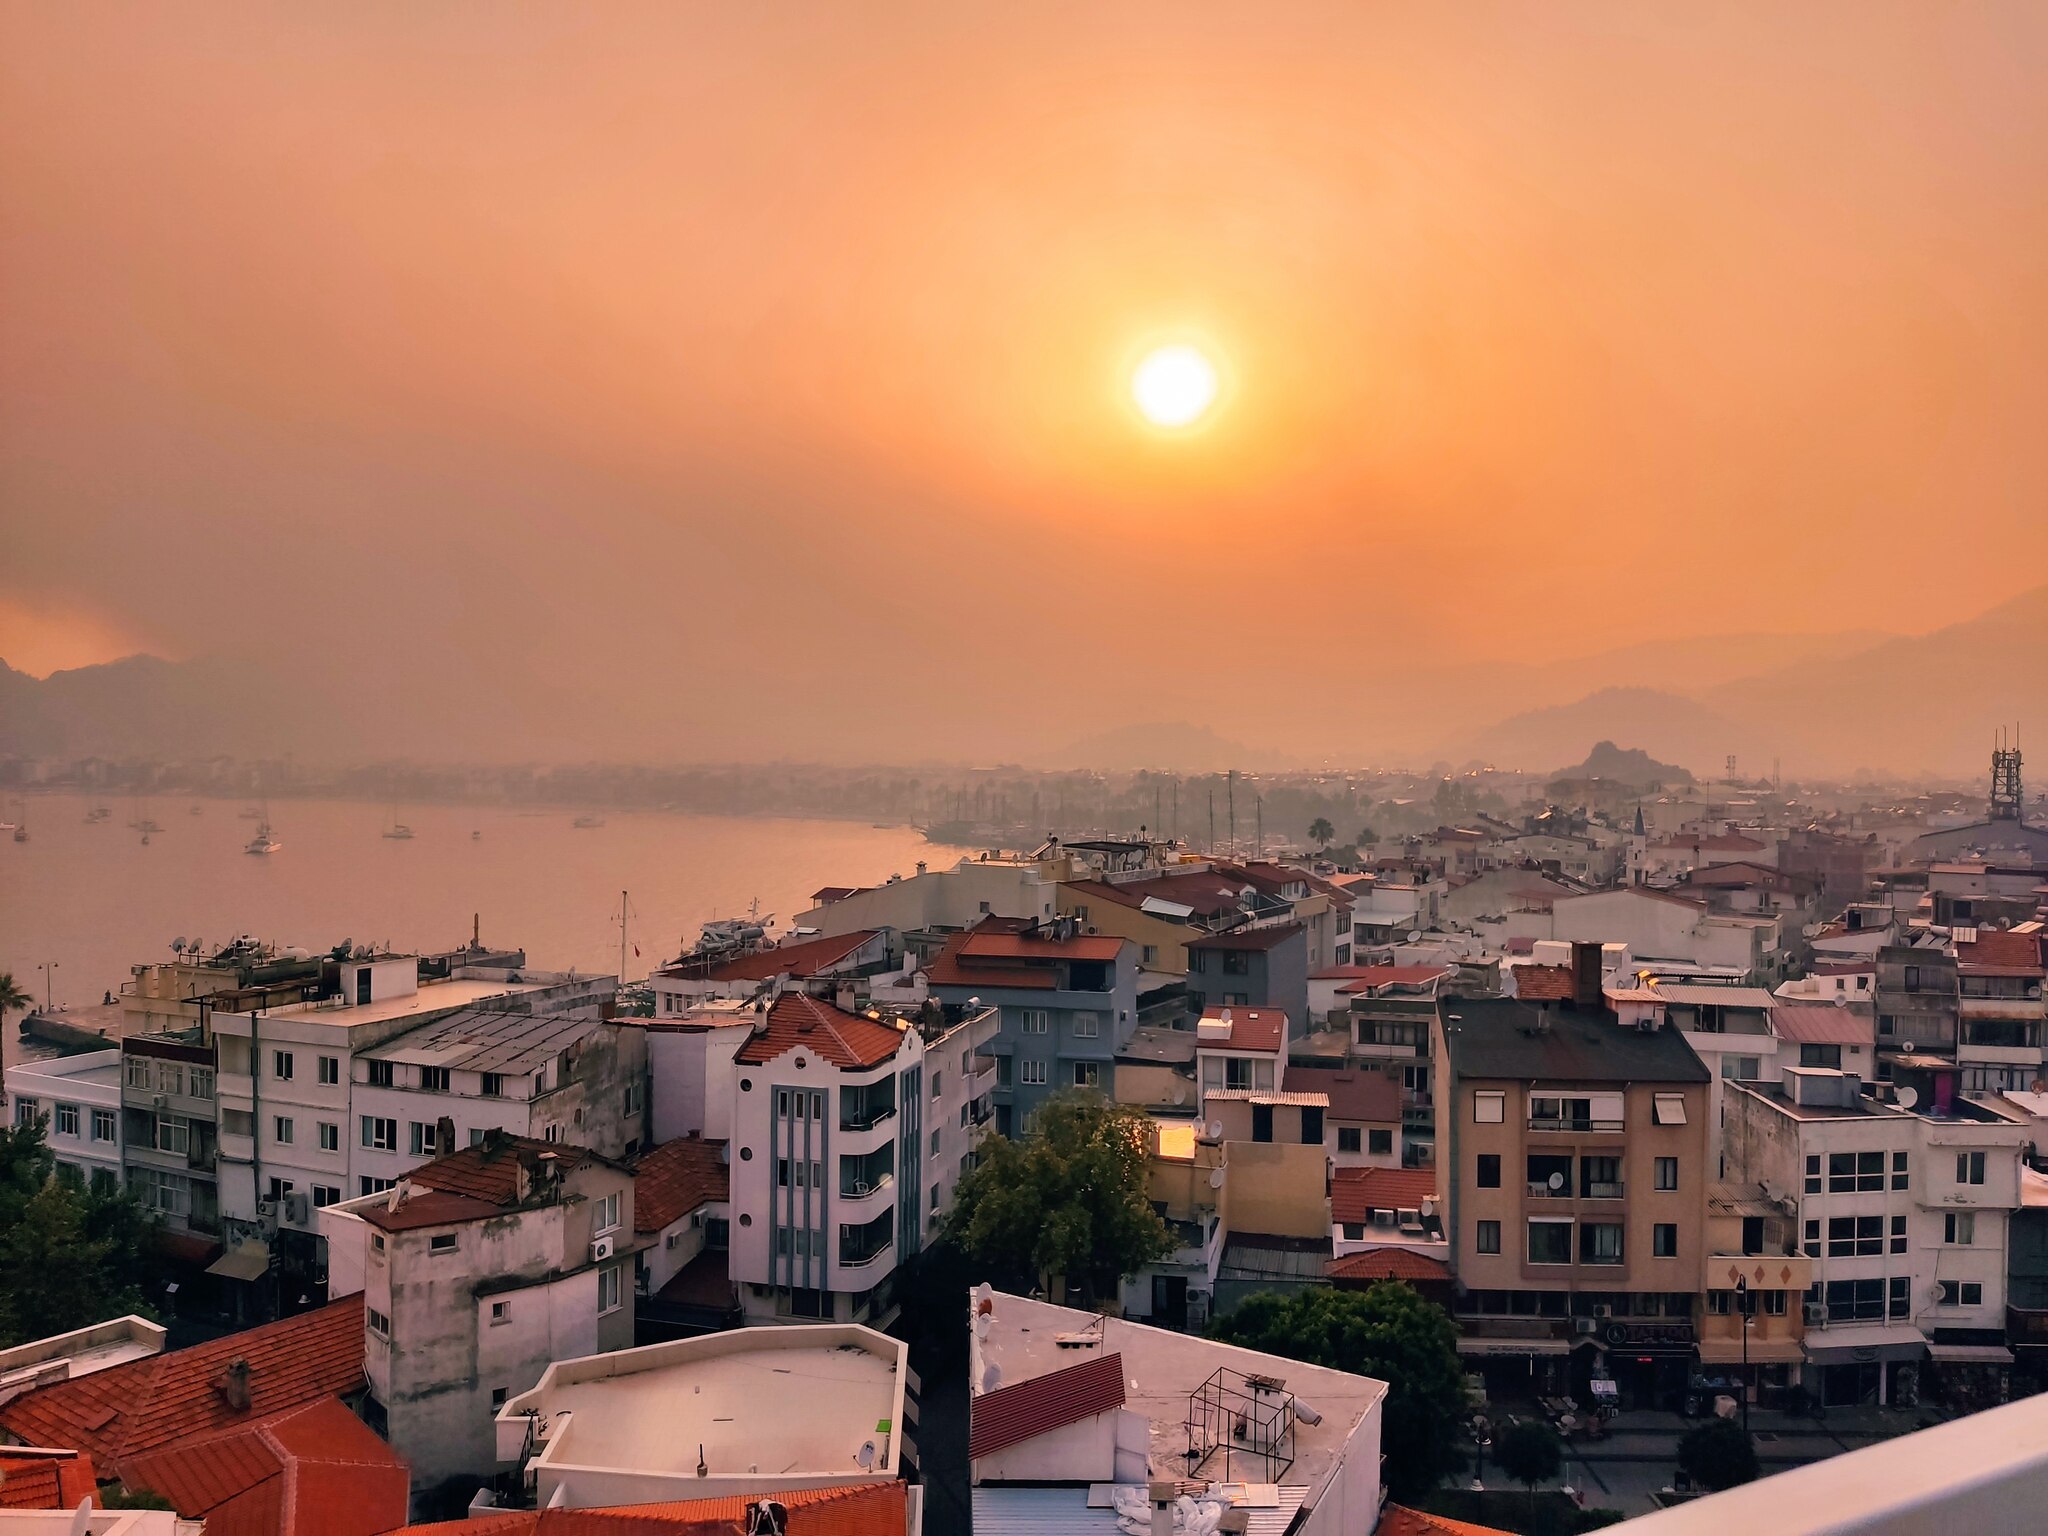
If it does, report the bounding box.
[1131,344,1219,428]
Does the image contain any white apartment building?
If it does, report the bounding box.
[351,1007,646,1191]
[724,991,995,1326]
[1725,1061,2030,1408]
[210,956,613,1235]
[5,1049,124,1190]
[318,1131,638,1495]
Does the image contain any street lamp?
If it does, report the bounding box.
[1735,1274,1753,1437]
[35,960,58,1012]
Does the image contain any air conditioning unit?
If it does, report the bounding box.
[591,1235,614,1262]
[1804,1302,1826,1325]
[1593,1304,1613,1319]
[1573,1317,1598,1335]
[286,1193,311,1224]
[256,1198,277,1218]
[152,1095,168,1108]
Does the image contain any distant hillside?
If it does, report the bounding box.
[1554,740,1694,787]
[1463,688,1754,778]
[0,654,307,760]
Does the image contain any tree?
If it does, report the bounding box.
[0,1112,157,1347]
[1207,1282,1466,1501]
[1678,1416,1758,1492]
[1308,818,1335,848]
[1494,1416,1562,1520]
[0,972,28,1034]
[1355,826,1378,849]
[946,1092,1174,1305]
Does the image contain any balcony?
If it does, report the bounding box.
[1527,1181,1573,1199]
[1529,1116,1624,1134]
[1582,1181,1626,1200]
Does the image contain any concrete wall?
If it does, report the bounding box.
[1218,1141,1329,1240]
[799,862,1057,939]
[646,1022,751,1143]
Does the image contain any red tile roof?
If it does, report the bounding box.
[968,1350,1126,1460]
[1187,922,1304,952]
[732,992,905,1069]
[118,1398,408,1536]
[957,931,1127,962]
[1771,1004,1874,1047]
[632,1136,729,1232]
[808,886,863,904]
[660,931,880,984]
[1512,964,1576,1001]
[395,1483,904,1536]
[1326,1250,1451,1284]
[0,1450,98,1510]
[1956,930,2044,972]
[1197,1006,1286,1053]
[0,1297,367,1467]
[357,1135,601,1232]
[1320,1070,1403,1123]
[1377,1504,1516,1536]
[1331,1167,1438,1224]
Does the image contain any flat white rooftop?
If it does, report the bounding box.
[502,1324,905,1496]
[0,1316,167,1402]
[244,978,554,1029]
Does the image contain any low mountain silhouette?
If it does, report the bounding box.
[1554,740,1694,787]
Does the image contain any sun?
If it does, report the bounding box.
[1131,344,1219,428]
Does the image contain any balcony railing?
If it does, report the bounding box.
[1583,1181,1626,1200]
[1527,1182,1574,1199]
[839,1104,896,1133]
[839,1237,895,1269]
[1529,1117,1624,1133]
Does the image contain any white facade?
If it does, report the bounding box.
[795,858,1058,939]
[5,1050,124,1188]
[644,1010,754,1143]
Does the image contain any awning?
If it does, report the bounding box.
[1699,1337,1806,1366]
[1928,1343,2014,1365]
[1803,1323,1926,1363]
[205,1241,272,1282]
[1458,1337,1571,1357]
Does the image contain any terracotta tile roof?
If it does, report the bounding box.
[957,931,1127,962]
[1187,922,1303,953]
[925,934,1059,991]
[0,1296,367,1467]
[356,1189,507,1234]
[396,1483,904,1536]
[0,1450,98,1510]
[809,886,863,904]
[968,1350,1127,1460]
[1060,879,1149,911]
[1108,871,1255,918]
[1197,1006,1286,1053]
[660,930,880,984]
[1327,1250,1451,1284]
[1512,964,1576,1001]
[119,1398,409,1536]
[1956,930,2044,972]
[732,993,905,1069]
[1771,1004,1874,1046]
[1331,1167,1438,1224]
[356,1135,602,1231]
[1377,1504,1516,1536]
[1320,1070,1403,1123]
[632,1136,729,1232]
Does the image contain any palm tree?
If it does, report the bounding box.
[1308,817,1334,848]
[0,972,29,1034]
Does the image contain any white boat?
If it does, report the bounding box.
[383,823,416,840]
[245,822,281,855]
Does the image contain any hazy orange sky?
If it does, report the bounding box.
[6,4,2048,760]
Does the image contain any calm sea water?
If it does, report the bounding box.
[0,793,962,1012]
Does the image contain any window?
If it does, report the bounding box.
[995,1056,1013,1087]
[1655,1156,1678,1192]
[1476,1220,1501,1254]
[1368,1128,1394,1155]
[1473,1091,1504,1124]
[1476,1154,1501,1189]
[318,1055,339,1085]
[1141,945,1158,966]
[1938,1280,1984,1307]
[1652,1093,1687,1126]
[364,1307,391,1338]
[1829,1151,1886,1193]
[409,1121,440,1157]
[1803,1219,1820,1257]
[1338,1127,1362,1153]
[319,1121,339,1152]
[1580,1222,1625,1265]
[1828,1216,1884,1257]
[273,1116,294,1145]
[362,1116,398,1151]
[1020,1060,1047,1085]
[1804,1154,1822,1194]
[1824,1278,1889,1322]
[313,1185,341,1207]
[367,1060,394,1088]
[12,1098,38,1128]
[1707,1290,1732,1315]
[156,1062,185,1097]
[154,1116,190,1155]
[267,1176,294,1202]
[430,1233,458,1253]
[595,1192,621,1233]
[1957,1151,1986,1186]
[54,1103,79,1137]
[419,1066,451,1093]
[491,1300,510,1324]
[91,1108,116,1142]
[1527,1219,1573,1265]
[1653,1224,1678,1258]
[1891,1214,1907,1253]
[1072,1013,1099,1038]
[1946,1211,1976,1245]
[1889,1276,1910,1318]
[1762,1289,1788,1316]
[273,1050,294,1082]
[930,1071,943,1099]
[125,1058,151,1090]
[598,1265,623,1314]
[491,1388,509,1409]
[188,1067,214,1100]
[361,1176,396,1196]
[1800,1043,1843,1069]
[1021,1010,1049,1034]
[1892,1152,1910,1190]
[481,1073,505,1098]
[1072,1062,1100,1088]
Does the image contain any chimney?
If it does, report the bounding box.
[214,1359,252,1414]
[1149,1482,1177,1536]
[1571,941,1604,1011]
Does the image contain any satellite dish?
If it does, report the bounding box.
[1420,1196,1437,1217]
[172,936,188,953]
[981,1363,1001,1392]
[1209,1167,1227,1189]
[1408,930,1423,944]
[1548,1171,1565,1190]
[1833,995,1848,1008]
[1895,1085,1920,1110]
[1207,1120,1224,1140]
[1900,1041,1916,1056]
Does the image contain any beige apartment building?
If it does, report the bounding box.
[1435,957,1713,1407]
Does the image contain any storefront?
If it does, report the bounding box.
[1456,1336,1571,1399]
[1697,1335,1806,1407]
[1927,1338,2013,1413]
[1802,1323,1927,1408]
[1596,1319,1698,1410]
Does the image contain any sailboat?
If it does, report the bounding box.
[244,795,280,855]
[135,794,163,836]
[382,801,415,840]
[85,803,111,824]
[10,800,25,843]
